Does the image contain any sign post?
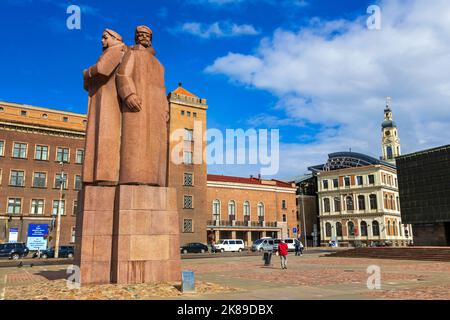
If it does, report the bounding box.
[27,224,49,251]
[8,228,19,243]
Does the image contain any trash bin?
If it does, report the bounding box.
[263,251,272,266]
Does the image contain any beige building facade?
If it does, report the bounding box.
[310,153,413,247]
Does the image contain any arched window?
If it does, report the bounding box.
[228,200,236,221]
[387,221,391,236]
[346,196,354,211]
[243,201,250,222]
[384,194,389,209]
[387,146,393,159]
[336,222,343,237]
[348,221,355,236]
[372,221,380,236]
[399,222,403,237]
[257,202,265,222]
[370,194,378,210]
[334,197,341,212]
[393,221,397,236]
[325,223,332,237]
[323,198,331,213]
[358,195,366,211]
[390,195,395,210]
[212,200,221,221]
[360,221,368,237]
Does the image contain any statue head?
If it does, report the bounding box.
[135,25,153,48]
[102,29,123,50]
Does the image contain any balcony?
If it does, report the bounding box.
[207,220,279,228]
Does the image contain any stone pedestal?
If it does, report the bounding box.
[75,185,181,285]
[110,185,181,284]
[75,186,116,285]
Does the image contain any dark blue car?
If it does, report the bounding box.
[0,243,30,260]
[39,246,74,259]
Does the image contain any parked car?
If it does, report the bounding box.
[40,246,74,259]
[180,243,209,254]
[251,238,275,252]
[0,243,30,260]
[214,239,245,253]
[273,238,299,252]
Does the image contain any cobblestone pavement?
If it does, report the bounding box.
[1,253,449,300]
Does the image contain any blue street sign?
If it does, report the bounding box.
[27,224,49,250]
[293,228,298,234]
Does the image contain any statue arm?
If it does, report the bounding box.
[85,46,124,79]
[116,50,142,112]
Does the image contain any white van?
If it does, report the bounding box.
[214,239,245,253]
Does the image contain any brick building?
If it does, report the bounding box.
[206,174,297,247]
[0,102,86,247]
[1,86,297,248]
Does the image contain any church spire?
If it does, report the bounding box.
[381,97,401,163]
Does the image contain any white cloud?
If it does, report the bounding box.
[206,0,450,178]
[176,21,260,38]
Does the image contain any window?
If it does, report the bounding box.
[228,200,236,221]
[63,116,69,122]
[396,197,401,211]
[333,179,339,188]
[281,200,287,209]
[52,200,66,216]
[13,143,27,158]
[42,113,48,119]
[323,180,329,189]
[357,176,363,186]
[283,214,287,222]
[10,170,25,187]
[21,110,27,116]
[184,129,193,142]
[183,173,193,186]
[71,227,76,243]
[184,195,193,209]
[7,198,22,215]
[55,173,67,189]
[56,147,70,163]
[31,199,45,215]
[368,175,375,184]
[75,150,84,164]
[35,145,49,161]
[325,223,332,237]
[346,196,354,211]
[344,176,351,187]
[33,172,47,188]
[181,110,185,116]
[183,151,193,165]
[360,221,368,237]
[257,202,265,222]
[390,195,395,210]
[393,221,397,236]
[243,201,250,222]
[0,140,4,156]
[384,194,389,209]
[336,222,343,237]
[370,194,378,210]
[358,195,366,211]
[372,221,380,236]
[193,113,197,118]
[187,111,191,117]
[74,175,82,190]
[183,219,193,233]
[73,200,78,216]
[387,221,391,236]
[348,221,355,236]
[334,197,341,212]
[323,198,331,213]
[213,200,221,221]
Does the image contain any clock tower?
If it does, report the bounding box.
[381,97,401,163]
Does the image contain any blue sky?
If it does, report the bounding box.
[1,0,449,179]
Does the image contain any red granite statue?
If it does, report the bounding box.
[82,29,127,186]
[116,25,170,186]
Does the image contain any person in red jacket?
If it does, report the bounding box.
[278,240,289,270]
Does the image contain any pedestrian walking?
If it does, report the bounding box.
[299,241,304,256]
[294,241,300,256]
[211,240,216,254]
[278,240,289,270]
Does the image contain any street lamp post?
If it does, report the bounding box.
[300,186,308,250]
[54,162,64,259]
